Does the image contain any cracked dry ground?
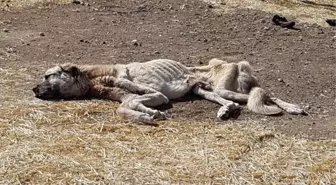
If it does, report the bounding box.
[0,0,335,139]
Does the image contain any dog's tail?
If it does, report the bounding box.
[247,87,282,115]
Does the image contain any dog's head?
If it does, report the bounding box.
[33,63,91,100]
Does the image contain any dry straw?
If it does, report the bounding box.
[205,0,336,26]
[1,0,335,184]
[1,68,335,184]
[0,0,72,10]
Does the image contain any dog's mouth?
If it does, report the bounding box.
[32,84,59,100]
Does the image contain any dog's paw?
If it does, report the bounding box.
[286,105,306,115]
[137,113,154,124]
[153,111,168,120]
[217,103,241,120]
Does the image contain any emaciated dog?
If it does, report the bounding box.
[33,59,305,123]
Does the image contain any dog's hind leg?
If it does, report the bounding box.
[213,64,250,103]
[192,86,241,120]
[270,97,305,115]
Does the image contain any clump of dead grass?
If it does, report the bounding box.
[1,68,336,184]
[205,0,336,26]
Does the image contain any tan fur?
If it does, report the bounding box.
[188,58,304,115]
[32,63,169,124]
[33,58,304,124]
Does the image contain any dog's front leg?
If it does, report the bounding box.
[114,78,158,94]
[89,85,164,125]
[89,84,127,102]
[121,93,169,121]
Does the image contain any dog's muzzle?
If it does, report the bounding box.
[32,84,55,100]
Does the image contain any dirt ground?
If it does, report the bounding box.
[0,0,335,139]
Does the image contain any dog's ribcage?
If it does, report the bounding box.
[120,59,194,99]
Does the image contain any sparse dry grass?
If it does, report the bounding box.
[206,0,336,26]
[1,68,336,184]
[0,0,335,184]
[0,0,71,10]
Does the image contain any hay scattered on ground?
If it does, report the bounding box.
[205,0,336,26]
[1,68,335,184]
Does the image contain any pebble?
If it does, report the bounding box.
[131,39,140,46]
[3,20,12,24]
[3,28,9,32]
[39,32,45,36]
[180,4,188,10]
[332,36,336,42]
[72,0,86,5]
[277,78,284,83]
[263,27,270,31]
[304,104,310,110]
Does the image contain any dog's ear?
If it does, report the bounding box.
[60,63,80,76]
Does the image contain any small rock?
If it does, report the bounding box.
[3,28,9,32]
[263,27,270,31]
[154,51,160,54]
[72,0,83,4]
[131,39,140,46]
[3,20,12,24]
[180,4,188,10]
[39,32,45,36]
[277,78,284,83]
[322,110,329,114]
[304,104,310,110]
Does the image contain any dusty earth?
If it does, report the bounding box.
[0,0,335,139]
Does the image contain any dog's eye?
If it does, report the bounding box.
[44,74,51,79]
